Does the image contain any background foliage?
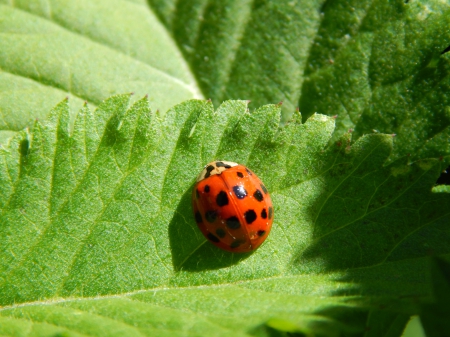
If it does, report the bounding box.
[0,0,449,336]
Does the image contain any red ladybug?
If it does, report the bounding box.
[192,161,273,253]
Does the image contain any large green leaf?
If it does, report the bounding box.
[149,0,450,161]
[0,96,449,336]
[1,0,449,336]
[1,1,449,162]
[0,0,200,131]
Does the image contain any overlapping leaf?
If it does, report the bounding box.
[149,0,450,162]
[3,1,449,164]
[0,0,200,131]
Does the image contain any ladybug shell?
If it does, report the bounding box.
[192,161,273,253]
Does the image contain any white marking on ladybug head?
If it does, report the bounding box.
[196,161,239,182]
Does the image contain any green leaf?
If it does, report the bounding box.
[1,1,450,336]
[419,257,450,337]
[0,0,200,131]
[149,0,450,161]
[0,130,17,146]
[1,96,449,336]
[402,316,426,337]
[2,1,449,162]
[363,311,410,337]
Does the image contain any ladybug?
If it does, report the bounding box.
[192,161,273,253]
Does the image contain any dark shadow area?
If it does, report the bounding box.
[250,308,369,337]
[294,137,450,272]
[327,256,450,337]
[19,138,30,157]
[419,257,450,336]
[313,306,369,336]
[169,185,253,272]
[441,45,450,55]
[294,146,450,334]
[332,255,434,303]
[250,323,307,337]
[436,165,450,185]
[314,305,412,337]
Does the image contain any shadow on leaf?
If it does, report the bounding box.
[292,132,450,273]
[288,132,450,330]
[169,185,252,272]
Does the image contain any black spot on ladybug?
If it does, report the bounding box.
[216,161,232,168]
[237,172,244,178]
[204,165,215,178]
[253,189,263,202]
[226,216,241,229]
[216,191,229,206]
[230,240,242,249]
[246,168,253,176]
[204,185,210,193]
[195,189,200,199]
[205,210,218,223]
[207,233,220,243]
[268,207,273,220]
[233,185,247,199]
[195,211,202,223]
[257,230,266,237]
[261,184,268,194]
[216,228,226,238]
[244,210,257,224]
[261,208,267,219]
